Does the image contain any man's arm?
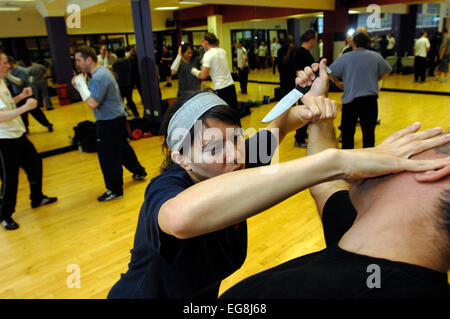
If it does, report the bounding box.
[296,59,350,217]
[307,121,349,217]
[72,74,100,109]
[191,66,210,80]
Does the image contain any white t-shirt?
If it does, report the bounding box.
[0,79,26,139]
[97,53,117,68]
[387,37,396,50]
[202,47,234,90]
[236,47,248,68]
[414,37,430,58]
[257,45,268,57]
[271,43,281,58]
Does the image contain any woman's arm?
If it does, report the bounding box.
[159,143,449,239]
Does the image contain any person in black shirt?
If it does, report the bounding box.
[112,48,139,118]
[220,62,450,299]
[293,29,318,148]
[277,35,296,98]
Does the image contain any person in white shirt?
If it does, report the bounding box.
[413,32,430,83]
[271,37,281,74]
[0,51,57,230]
[97,45,117,71]
[387,33,396,56]
[190,32,238,110]
[257,41,268,69]
[235,40,249,94]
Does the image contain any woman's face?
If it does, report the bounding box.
[179,118,246,182]
[182,48,193,61]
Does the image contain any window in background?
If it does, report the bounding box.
[416,3,440,28]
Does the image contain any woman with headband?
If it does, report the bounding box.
[107,60,449,299]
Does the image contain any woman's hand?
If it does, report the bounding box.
[337,123,450,184]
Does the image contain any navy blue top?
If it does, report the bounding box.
[108,130,278,299]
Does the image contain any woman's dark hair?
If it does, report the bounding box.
[160,89,241,173]
[181,42,194,54]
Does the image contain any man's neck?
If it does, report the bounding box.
[301,43,311,51]
[338,205,448,273]
[89,63,99,76]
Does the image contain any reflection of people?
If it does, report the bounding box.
[159,46,172,87]
[278,35,296,97]
[97,45,117,70]
[293,29,318,148]
[191,33,238,110]
[257,41,268,69]
[220,62,450,299]
[413,32,430,83]
[436,29,449,83]
[170,43,201,96]
[235,40,249,94]
[28,58,53,111]
[72,46,147,202]
[0,51,57,230]
[112,48,139,118]
[6,56,53,133]
[271,38,281,74]
[329,33,391,149]
[386,33,396,56]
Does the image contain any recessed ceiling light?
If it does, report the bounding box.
[154,6,179,11]
[0,7,21,11]
[179,1,203,4]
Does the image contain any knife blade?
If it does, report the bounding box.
[261,66,331,123]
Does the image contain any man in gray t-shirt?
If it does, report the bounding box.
[72,46,146,202]
[329,33,391,149]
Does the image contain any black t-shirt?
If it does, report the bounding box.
[220,191,450,299]
[108,130,278,299]
[112,59,132,87]
[293,46,315,73]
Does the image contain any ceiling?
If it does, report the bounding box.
[0,0,440,18]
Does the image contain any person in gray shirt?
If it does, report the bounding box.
[170,43,201,97]
[329,33,391,149]
[28,59,53,111]
[72,46,147,202]
[6,56,53,132]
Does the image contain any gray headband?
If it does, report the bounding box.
[167,92,228,151]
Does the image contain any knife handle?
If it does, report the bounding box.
[295,70,320,95]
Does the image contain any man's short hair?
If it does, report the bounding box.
[7,56,15,65]
[74,46,98,62]
[204,32,218,45]
[353,33,371,49]
[115,48,125,58]
[301,29,317,43]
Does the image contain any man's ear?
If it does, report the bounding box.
[415,165,450,182]
[171,151,191,172]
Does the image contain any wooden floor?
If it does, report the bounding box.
[1,75,449,298]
